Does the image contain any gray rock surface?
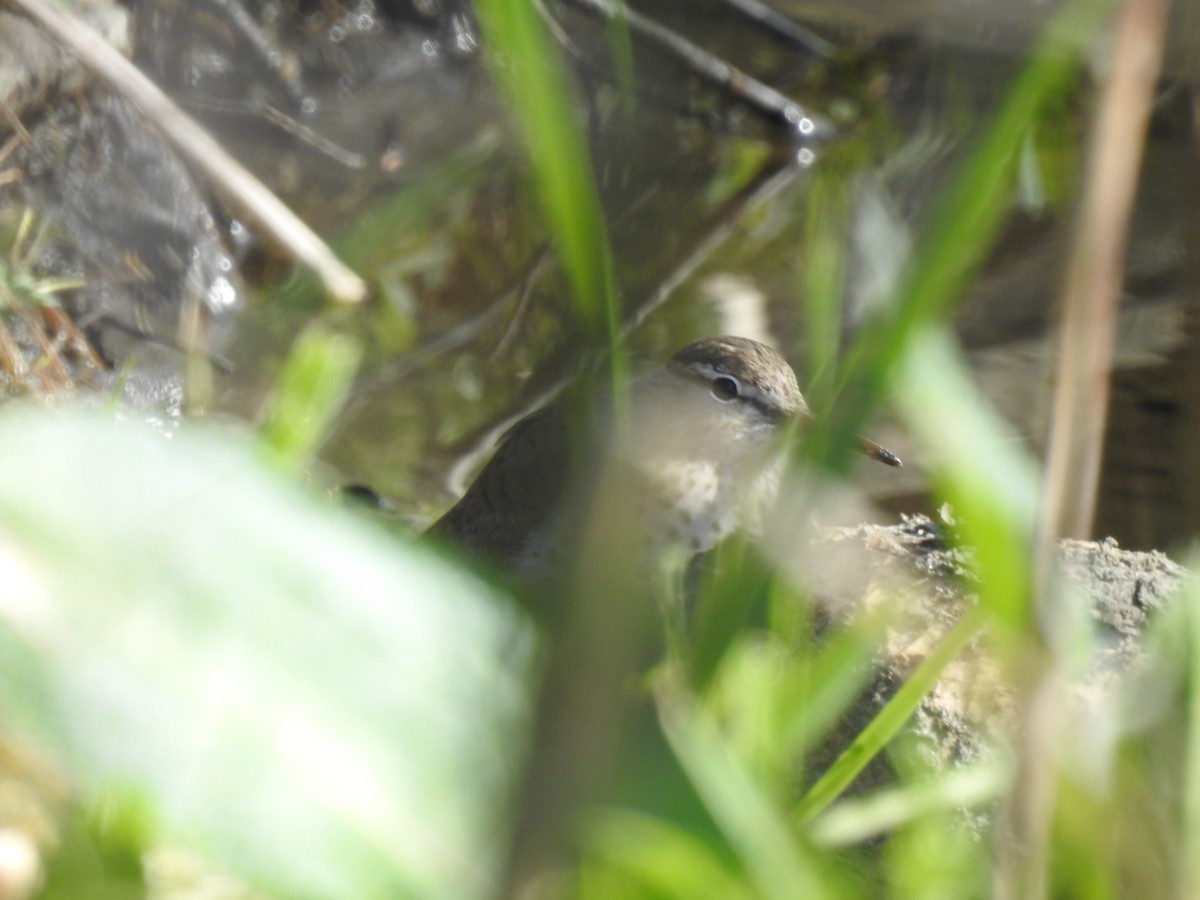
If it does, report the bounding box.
[811,515,1187,813]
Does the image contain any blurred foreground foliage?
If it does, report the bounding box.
[0,407,532,898]
[0,0,1196,898]
[469,0,1200,897]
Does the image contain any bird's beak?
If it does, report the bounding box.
[858,436,902,468]
[791,409,903,468]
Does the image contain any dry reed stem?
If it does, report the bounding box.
[1001,0,1171,896]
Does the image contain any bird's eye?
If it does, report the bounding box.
[710,375,740,402]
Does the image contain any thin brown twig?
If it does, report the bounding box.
[558,0,832,138]
[193,0,308,110]
[717,0,834,57]
[371,185,663,384]
[255,101,367,170]
[0,316,26,380]
[14,305,72,386]
[489,244,553,360]
[178,94,366,172]
[0,99,31,145]
[489,184,662,360]
[5,0,367,304]
[41,307,104,372]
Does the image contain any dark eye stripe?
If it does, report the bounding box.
[747,396,787,422]
[717,377,785,422]
[682,365,786,422]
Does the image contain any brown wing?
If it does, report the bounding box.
[427,404,574,567]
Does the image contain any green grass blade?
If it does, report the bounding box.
[795,602,989,824]
[1183,562,1200,891]
[809,759,1010,848]
[258,325,361,473]
[472,0,624,390]
[808,0,1100,472]
[892,327,1039,634]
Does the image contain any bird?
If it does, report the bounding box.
[428,336,900,574]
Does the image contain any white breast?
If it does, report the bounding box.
[632,458,740,554]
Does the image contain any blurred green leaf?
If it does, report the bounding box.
[810,759,1009,849]
[893,327,1038,633]
[883,787,992,900]
[585,808,753,900]
[703,628,877,790]
[685,540,773,690]
[657,681,835,900]
[0,410,533,899]
[258,325,361,473]
[602,1,636,104]
[1181,560,1200,891]
[801,165,852,397]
